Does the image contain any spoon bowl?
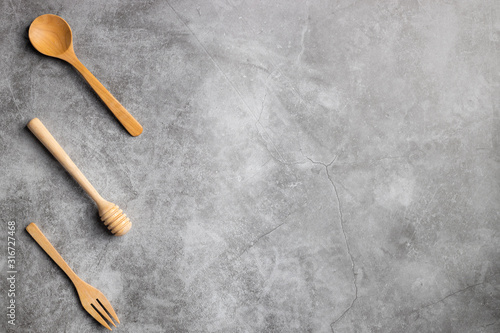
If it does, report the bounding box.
[28,14,143,137]
[29,14,74,58]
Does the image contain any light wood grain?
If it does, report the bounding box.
[28,118,132,236]
[26,222,120,330]
[29,14,143,137]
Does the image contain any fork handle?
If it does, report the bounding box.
[26,223,81,284]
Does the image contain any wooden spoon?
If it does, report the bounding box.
[29,14,143,137]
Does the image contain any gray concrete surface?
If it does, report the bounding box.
[1,0,499,332]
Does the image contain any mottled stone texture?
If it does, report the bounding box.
[0,0,499,332]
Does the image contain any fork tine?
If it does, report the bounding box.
[93,300,116,327]
[82,303,112,330]
[97,296,120,324]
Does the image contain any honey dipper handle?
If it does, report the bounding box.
[69,56,143,137]
[27,118,104,205]
[26,223,81,284]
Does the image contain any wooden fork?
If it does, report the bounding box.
[26,223,120,330]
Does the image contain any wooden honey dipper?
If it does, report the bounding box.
[28,118,132,236]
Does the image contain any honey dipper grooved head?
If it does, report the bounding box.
[100,204,132,236]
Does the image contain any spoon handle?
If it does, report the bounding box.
[70,58,143,137]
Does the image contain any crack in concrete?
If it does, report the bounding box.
[418,282,484,311]
[185,218,288,287]
[327,167,358,332]
[257,90,268,124]
[236,221,287,260]
[304,154,358,332]
[256,69,276,125]
[296,3,310,64]
[482,319,500,329]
